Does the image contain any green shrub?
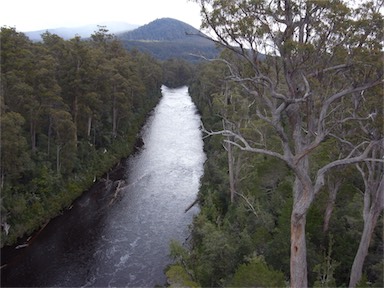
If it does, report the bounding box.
[166,265,199,288]
[229,256,286,287]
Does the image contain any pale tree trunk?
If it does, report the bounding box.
[227,136,236,203]
[323,176,342,234]
[349,175,384,287]
[87,116,92,138]
[223,85,236,203]
[349,207,382,287]
[290,174,313,288]
[47,116,52,157]
[56,145,61,174]
[288,102,313,288]
[291,211,308,288]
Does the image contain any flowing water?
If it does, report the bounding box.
[1,86,206,287]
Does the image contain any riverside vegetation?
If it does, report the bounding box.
[1,1,383,286]
[0,26,168,247]
[1,24,195,249]
[166,0,383,287]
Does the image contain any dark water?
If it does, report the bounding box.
[1,86,206,287]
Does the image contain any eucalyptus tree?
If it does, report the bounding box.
[350,142,383,287]
[1,27,35,151]
[194,0,383,286]
[340,84,384,287]
[0,111,30,185]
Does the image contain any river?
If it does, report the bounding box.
[1,86,206,287]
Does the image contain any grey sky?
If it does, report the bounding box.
[0,0,202,31]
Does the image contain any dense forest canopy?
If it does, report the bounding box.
[1,1,383,287]
[0,26,168,247]
[167,0,383,287]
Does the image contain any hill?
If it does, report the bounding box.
[117,18,220,61]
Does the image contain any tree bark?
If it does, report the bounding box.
[227,137,236,203]
[290,209,308,288]
[87,116,92,138]
[47,116,52,157]
[349,208,381,287]
[349,176,384,287]
[323,177,342,234]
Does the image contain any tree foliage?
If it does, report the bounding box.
[173,0,383,286]
[0,26,163,246]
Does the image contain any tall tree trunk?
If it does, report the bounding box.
[47,116,52,157]
[349,209,381,287]
[323,177,342,233]
[288,101,313,288]
[291,210,308,288]
[349,177,384,288]
[56,145,61,174]
[227,136,236,203]
[290,174,312,288]
[87,116,92,138]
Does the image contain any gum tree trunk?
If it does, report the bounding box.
[349,176,384,287]
[291,211,308,288]
[349,209,381,287]
[290,173,313,288]
[323,177,342,233]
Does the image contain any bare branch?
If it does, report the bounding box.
[308,64,350,78]
[201,121,287,162]
[314,140,383,195]
[235,191,260,217]
[318,79,384,136]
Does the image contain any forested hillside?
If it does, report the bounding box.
[120,18,200,41]
[0,27,163,247]
[118,18,219,61]
[166,0,383,287]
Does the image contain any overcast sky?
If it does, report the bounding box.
[0,0,202,31]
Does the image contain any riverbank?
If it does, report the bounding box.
[1,152,130,269]
[1,86,205,287]
[1,102,154,268]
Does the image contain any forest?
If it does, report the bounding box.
[0,26,170,247]
[1,0,383,287]
[166,0,383,287]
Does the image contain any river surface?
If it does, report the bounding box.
[1,86,206,287]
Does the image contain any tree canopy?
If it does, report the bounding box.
[174,0,383,287]
[0,27,163,246]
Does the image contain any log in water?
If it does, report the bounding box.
[1,86,206,287]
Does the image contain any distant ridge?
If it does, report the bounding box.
[24,22,138,41]
[22,18,220,61]
[118,18,219,61]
